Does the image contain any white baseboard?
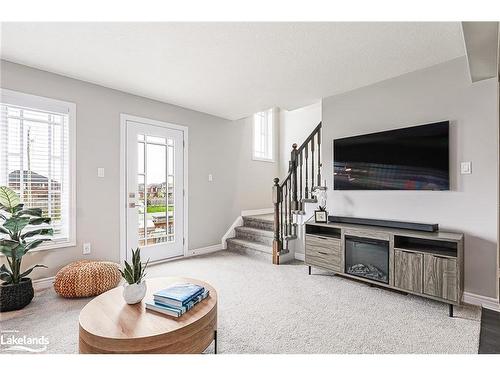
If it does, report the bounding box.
[463,291,500,312]
[294,252,305,261]
[32,276,55,291]
[188,244,223,256]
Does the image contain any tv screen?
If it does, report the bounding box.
[333,121,449,190]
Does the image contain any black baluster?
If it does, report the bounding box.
[317,127,321,187]
[305,144,309,199]
[280,193,284,243]
[311,136,315,191]
[284,183,288,237]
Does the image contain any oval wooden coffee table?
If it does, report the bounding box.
[79,277,217,354]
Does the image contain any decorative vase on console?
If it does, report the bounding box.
[312,182,328,223]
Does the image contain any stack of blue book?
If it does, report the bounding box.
[145,283,209,318]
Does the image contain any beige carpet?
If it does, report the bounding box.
[0,251,481,354]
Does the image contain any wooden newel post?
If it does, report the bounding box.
[290,143,298,211]
[272,177,281,265]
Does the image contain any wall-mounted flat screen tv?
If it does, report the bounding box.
[333,121,449,190]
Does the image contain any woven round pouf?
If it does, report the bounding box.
[54,260,121,298]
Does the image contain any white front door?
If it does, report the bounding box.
[125,118,185,262]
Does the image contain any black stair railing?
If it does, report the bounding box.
[272,122,322,265]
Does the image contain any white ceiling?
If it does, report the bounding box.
[0,22,465,120]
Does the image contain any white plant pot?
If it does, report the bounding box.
[123,281,147,304]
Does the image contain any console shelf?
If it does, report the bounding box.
[394,235,458,258]
[305,225,341,239]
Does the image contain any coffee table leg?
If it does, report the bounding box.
[214,330,218,354]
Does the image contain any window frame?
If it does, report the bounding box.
[252,108,276,163]
[0,88,76,251]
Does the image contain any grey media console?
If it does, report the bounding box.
[304,220,464,317]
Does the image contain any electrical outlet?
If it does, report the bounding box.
[83,243,91,255]
[460,161,472,175]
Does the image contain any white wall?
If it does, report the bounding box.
[0,60,277,279]
[279,102,321,177]
[322,57,498,299]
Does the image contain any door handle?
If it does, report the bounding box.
[128,203,136,208]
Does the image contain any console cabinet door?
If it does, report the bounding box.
[423,254,458,302]
[305,235,342,272]
[394,250,423,293]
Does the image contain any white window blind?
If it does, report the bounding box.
[253,108,274,161]
[0,89,75,247]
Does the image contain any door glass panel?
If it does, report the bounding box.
[147,135,166,144]
[167,142,175,241]
[145,142,168,245]
[137,174,145,246]
[138,142,144,174]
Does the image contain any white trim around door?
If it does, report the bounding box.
[120,114,188,264]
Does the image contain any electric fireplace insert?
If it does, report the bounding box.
[345,235,389,284]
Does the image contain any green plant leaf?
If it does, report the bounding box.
[17,208,43,217]
[13,244,26,258]
[24,239,47,252]
[19,264,47,279]
[0,239,20,256]
[28,217,51,225]
[0,226,10,235]
[0,186,20,210]
[0,272,12,283]
[0,263,12,281]
[3,216,30,233]
[20,228,53,239]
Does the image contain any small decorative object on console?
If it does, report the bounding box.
[312,184,328,223]
[120,247,149,304]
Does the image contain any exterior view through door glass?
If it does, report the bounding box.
[126,119,184,262]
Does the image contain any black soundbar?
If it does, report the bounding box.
[327,216,439,233]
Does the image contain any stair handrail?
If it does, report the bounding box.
[272,121,322,265]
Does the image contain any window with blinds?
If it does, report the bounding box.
[253,108,274,161]
[0,89,75,247]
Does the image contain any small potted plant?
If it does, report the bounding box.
[120,247,149,304]
[0,186,51,312]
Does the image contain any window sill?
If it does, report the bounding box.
[0,240,76,256]
[252,157,276,163]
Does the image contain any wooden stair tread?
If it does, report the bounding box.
[226,238,273,254]
[235,226,274,237]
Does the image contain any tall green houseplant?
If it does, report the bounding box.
[0,186,51,311]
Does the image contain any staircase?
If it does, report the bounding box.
[226,214,275,262]
[226,122,323,265]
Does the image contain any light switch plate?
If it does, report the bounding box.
[460,161,472,174]
[97,167,105,178]
[83,243,91,255]
[208,174,213,182]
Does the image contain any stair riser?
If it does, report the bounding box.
[227,242,273,262]
[234,229,274,246]
[242,217,274,231]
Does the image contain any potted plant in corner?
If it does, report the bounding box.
[120,247,149,304]
[0,186,51,312]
